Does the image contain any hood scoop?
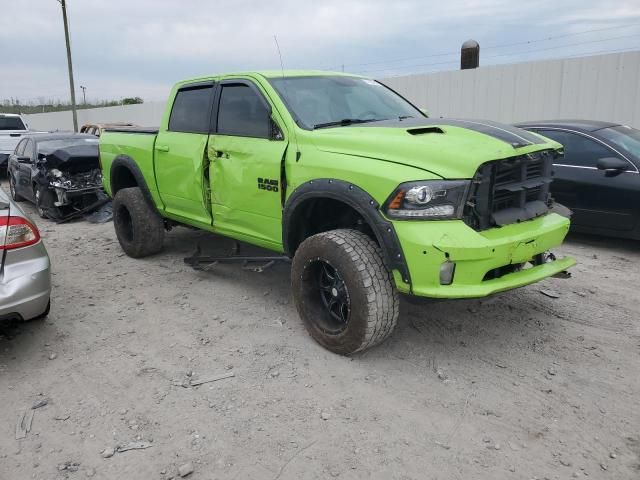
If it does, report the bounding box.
[407,126,444,136]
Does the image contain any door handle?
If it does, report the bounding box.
[214,150,225,158]
[155,144,170,152]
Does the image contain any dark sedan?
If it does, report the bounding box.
[7,133,104,221]
[516,120,640,240]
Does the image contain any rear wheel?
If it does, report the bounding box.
[113,187,164,258]
[291,229,399,355]
[9,174,23,202]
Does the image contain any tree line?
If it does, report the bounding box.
[1,97,144,114]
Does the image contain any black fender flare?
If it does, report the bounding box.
[110,155,160,213]
[282,178,411,286]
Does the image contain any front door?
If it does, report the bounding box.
[538,129,638,232]
[208,80,288,245]
[154,82,215,225]
[17,139,36,200]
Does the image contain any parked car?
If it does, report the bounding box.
[8,133,104,220]
[80,123,137,137]
[0,185,51,321]
[100,71,575,355]
[516,120,640,240]
[0,113,30,175]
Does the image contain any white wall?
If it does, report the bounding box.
[23,101,166,132]
[22,51,640,131]
[383,51,640,128]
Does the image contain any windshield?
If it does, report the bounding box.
[598,125,640,159]
[37,137,98,155]
[269,76,423,129]
[0,116,26,131]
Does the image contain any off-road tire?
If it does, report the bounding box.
[113,187,164,258]
[291,229,399,355]
[9,174,24,202]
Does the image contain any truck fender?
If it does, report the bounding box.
[282,178,411,286]
[110,155,161,213]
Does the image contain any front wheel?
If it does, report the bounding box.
[113,187,164,258]
[291,229,399,355]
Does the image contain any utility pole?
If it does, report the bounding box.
[80,85,86,104]
[58,0,78,132]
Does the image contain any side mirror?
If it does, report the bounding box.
[16,156,31,164]
[596,157,628,176]
[270,118,284,141]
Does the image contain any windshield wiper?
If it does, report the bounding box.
[398,115,414,120]
[313,118,384,129]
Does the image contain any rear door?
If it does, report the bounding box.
[537,128,638,231]
[154,82,215,225]
[207,79,288,245]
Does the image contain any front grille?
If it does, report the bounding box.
[463,150,557,231]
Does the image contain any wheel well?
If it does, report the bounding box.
[286,197,377,254]
[111,165,138,194]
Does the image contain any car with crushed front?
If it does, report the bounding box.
[8,133,104,221]
[0,185,51,322]
[99,71,575,355]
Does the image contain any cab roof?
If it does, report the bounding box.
[176,70,364,85]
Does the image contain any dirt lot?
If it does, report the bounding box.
[1,183,639,480]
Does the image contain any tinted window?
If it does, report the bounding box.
[0,116,26,131]
[598,125,640,160]
[22,140,34,159]
[168,85,214,133]
[217,84,270,138]
[14,139,27,155]
[537,129,617,167]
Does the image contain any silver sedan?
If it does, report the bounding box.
[0,185,51,321]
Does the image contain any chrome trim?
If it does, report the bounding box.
[529,127,639,173]
[552,163,638,174]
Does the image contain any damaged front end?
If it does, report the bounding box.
[35,145,109,222]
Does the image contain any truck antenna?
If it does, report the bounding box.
[273,35,301,161]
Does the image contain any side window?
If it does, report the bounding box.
[14,139,26,155]
[168,85,214,133]
[538,129,618,167]
[217,84,270,138]
[22,140,33,160]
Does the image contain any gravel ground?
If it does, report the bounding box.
[1,184,639,480]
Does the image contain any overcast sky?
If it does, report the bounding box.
[1,0,639,103]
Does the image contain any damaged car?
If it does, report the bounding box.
[7,133,107,221]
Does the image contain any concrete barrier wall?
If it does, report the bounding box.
[383,51,640,128]
[23,101,166,131]
[22,51,640,131]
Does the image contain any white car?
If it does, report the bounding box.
[0,114,30,174]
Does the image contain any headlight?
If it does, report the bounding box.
[384,180,470,219]
[50,168,63,178]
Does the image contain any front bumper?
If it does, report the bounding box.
[393,213,575,298]
[0,241,51,320]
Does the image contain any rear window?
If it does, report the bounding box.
[168,85,214,133]
[0,116,26,131]
[37,138,98,155]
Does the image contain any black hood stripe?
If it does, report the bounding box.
[351,117,546,148]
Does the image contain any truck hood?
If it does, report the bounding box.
[309,118,557,179]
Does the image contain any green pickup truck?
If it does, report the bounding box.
[99,71,575,354]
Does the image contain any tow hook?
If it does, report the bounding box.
[536,251,571,279]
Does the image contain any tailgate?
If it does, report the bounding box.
[0,131,26,154]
